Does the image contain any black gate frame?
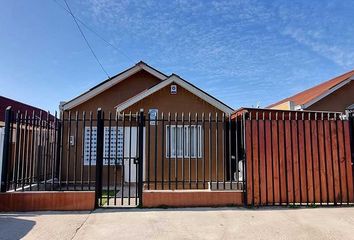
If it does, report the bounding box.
[94,109,145,208]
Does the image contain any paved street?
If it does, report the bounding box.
[1,207,354,240]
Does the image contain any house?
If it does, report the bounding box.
[0,96,53,185]
[59,61,234,190]
[0,96,52,127]
[267,69,354,113]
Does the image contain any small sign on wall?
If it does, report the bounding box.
[149,109,158,125]
[170,84,177,94]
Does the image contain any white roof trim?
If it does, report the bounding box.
[61,62,167,110]
[298,77,353,110]
[115,75,234,114]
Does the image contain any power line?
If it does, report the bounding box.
[62,0,110,79]
[52,0,133,62]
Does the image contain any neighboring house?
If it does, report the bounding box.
[60,61,234,188]
[268,69,354,112]
[0,96,52,127]
[0,96,52,183]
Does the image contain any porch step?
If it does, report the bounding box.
[208,181,243,191]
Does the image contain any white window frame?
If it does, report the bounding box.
[166,125,202,158]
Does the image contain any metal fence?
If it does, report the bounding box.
[243,110,354,206]
[4,106,351,208]
[144,112,245,191]
[0,107,246,207]
[0,108,60,192]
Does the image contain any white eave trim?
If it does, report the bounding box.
[300,77,353,110]
[115,75,234,114]
[61,63,167,110]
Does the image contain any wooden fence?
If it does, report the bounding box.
[243,110,354,206]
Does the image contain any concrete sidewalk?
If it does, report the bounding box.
[1,207,354,240]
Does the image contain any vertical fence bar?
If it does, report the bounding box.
[282,112,288,205]
[73,111,78,190]
[202,113,206,189]
[276,112,281,205]
[147,112,151,190]
[335,115,343,205]
[175,113,178,189]
[88,111,93,190]
[270,112,275,205]
[7,111,14,191]
[56,113,62,191]
[135,112,139,205]
[36,112,42,191]
[153,112,158,190]
[59,111,64,191]
[95,109,104,208]
[161,112,165,190]
[114,112,119,205]
[45,112,51,190]
[341,116,350,205]
[229,114,232,190]
[128,112,132,205]
[242,112,247,206]
[29,111,36,191]
[290,112,295,205]
[209,113,212,190]
[315,113,322,205]
[51,112,58,190]
[21,111,29,191]
[188,113,192,189]
[256,112,261,205]
[263,112,268,204]
[168,113,171,189]
[24,112,31,190]
[222,113,226,189]
[1,107,12,192]
[196,113,199,189]
[138,110,144,207]
[216,113,219,190]
[295,112,302,205]
[328,113,336,205]
[107,112,112,206]
[66,111,71,191]
[80,112,85,190]
[181,113,184,189]
[321,113,329,205]
[121,113,125,206]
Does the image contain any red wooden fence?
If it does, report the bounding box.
[244,112,354,206]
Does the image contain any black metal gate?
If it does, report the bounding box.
[95,110,144,208]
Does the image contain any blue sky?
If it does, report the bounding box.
[1,0,354,112]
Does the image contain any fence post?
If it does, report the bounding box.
[138,110,145,207]
[95,108,104,208]
[348,111,354,196]
[1,107,12,192]
[55,121,62,180]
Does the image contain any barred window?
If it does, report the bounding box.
[166,125,202,158]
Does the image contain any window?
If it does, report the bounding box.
[166,125,202,158]
[84,126,125,165]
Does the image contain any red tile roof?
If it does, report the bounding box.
[0,96,53,122]
[267,69,354,109]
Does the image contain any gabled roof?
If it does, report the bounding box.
[61,61,168,110]
[115,74,234,114]
[268,69,354,109]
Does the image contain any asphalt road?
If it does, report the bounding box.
[1,207,354,240]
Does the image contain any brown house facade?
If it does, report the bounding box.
[268,70,354,113]
[59,62,233,190]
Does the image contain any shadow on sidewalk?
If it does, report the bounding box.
[0,215,35,240]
